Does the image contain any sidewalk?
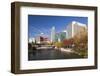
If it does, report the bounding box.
[60,48,74,53]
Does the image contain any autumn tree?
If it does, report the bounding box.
[54,42,63,48]
[72,28,88,57]
[62,38,74,48]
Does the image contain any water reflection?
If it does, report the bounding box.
[28,48,83,60]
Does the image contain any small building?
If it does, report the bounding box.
[35,36,49,44]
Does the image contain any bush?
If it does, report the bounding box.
[54,42,63,48]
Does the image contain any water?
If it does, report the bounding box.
[28,48,84,61]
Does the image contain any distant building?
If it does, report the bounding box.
[55,33,60,42]
[28,38,35,43]
[35,36,49,44]
[35,36,41,44]
[66,21,87,39]
[29,21,87,44]
[55,31,67,42]
[53,21,87,42]
[51,26,56,42]
[60,31,68,41]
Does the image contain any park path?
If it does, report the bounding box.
[60,48,74,53]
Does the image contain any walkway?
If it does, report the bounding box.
[60,48,74,53]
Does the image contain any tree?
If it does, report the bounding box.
[72,29,88,57]
[54,42,63,48]
[62,38,74,48]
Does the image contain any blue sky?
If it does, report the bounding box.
[28,15,88,39]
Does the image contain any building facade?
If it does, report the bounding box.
[51,26,56,42]
[55,31,67,42]
[66,21,87,39]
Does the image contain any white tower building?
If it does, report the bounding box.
[63,30,68,39]
[51,26,55,42]
[66,21,87,39]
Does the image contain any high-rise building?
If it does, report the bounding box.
[50,21,87,43]
[66,21,87,39]
[51,26,55,42]
[60,31,67,41]
[55,33,61,42]
[55,31,68,42]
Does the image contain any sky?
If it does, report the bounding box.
[28,15,88,39]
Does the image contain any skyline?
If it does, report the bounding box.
[28,15,88,39]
